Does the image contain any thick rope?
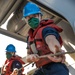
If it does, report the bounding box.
[18,50,75,71]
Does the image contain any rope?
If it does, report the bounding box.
[18,63,34,71]
[39,50,75,58]
[18,50,75,71]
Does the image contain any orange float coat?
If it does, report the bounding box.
[2,56,25,75]
[27,19,63,67]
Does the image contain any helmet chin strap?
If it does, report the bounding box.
[11,52,15,56]
[38,14,42,22]
[24,18,28,23]
[35,14,42,22]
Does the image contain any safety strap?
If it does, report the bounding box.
[31,43,38,54]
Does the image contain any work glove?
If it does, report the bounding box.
[47,49,66,63]
[10,68,18,75]
[26,54,39,62]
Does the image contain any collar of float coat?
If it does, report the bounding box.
[28,19,63,38]
[8,55,25,64]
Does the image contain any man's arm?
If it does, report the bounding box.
[43,27,65,62]
[45,35,61,54]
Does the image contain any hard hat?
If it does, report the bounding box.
[23,2,42,17]
[6,44,16,52]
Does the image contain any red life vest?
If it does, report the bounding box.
[28,19,63,67]
[2,56,25,75]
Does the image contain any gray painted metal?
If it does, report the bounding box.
[37,0,75,33]
[0,28,27,42]
[67,65,75,75]
[0,0,16,23]
[0,0,23,25]
[57,20,75,45]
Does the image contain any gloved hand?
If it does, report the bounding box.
[60,50,66,63]
[26,54,39,62]
[10,68,18,75]
[47,49,66,63]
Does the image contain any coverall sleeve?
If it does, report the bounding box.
[42,27,60,42]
